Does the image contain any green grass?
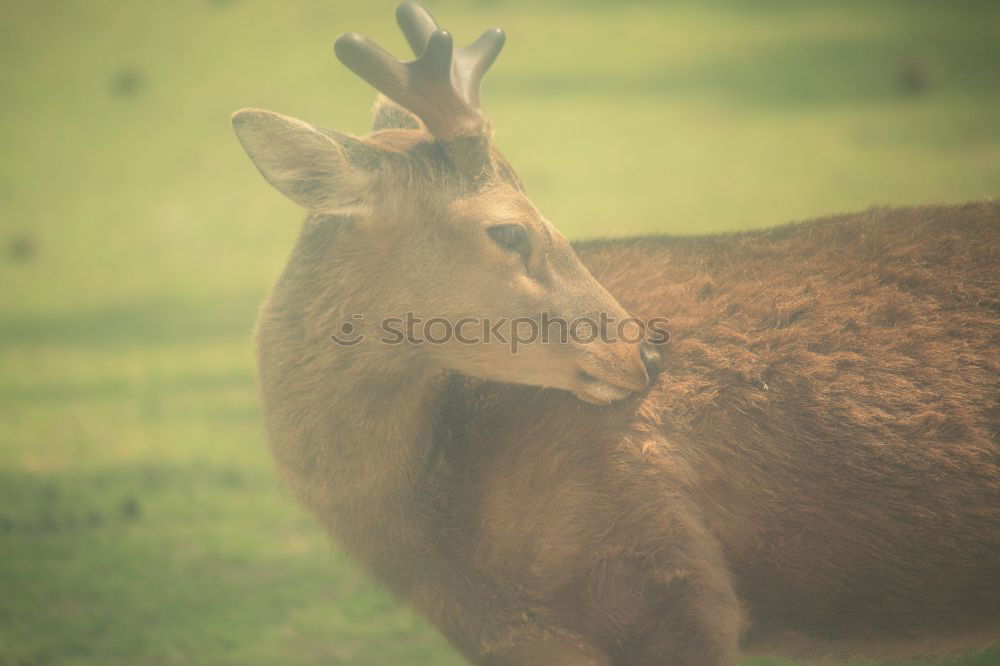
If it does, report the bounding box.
[1,1,998,664]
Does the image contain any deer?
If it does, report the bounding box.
[231,2,1000,664]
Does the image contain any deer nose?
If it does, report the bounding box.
[639,342,663,386]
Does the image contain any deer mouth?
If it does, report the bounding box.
[574,370,636,405]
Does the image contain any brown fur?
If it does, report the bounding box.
[232,15,999,662]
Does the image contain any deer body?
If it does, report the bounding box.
[235,4,999,663]
[256,202,999,665]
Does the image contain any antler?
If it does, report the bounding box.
[334,1,505,141]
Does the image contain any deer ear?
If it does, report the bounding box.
[371,94,422,131]
[231,109,375,213]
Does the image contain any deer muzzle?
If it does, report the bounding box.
[572,340,660,405]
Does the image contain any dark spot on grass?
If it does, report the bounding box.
[8,234,35,263]
[897,58,929,96]
[110,68,145,98]
[219,468,245,488]
[120,496,142,520]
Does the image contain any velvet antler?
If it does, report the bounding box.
[334,1,505,141]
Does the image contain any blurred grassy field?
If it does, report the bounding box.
[1,1,998,664]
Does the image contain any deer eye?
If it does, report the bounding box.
[487,224,528,253]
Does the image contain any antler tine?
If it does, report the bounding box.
[395,0,439,58]
[334,2,505,142]
[334,33,410,109]
[455,28,505,108]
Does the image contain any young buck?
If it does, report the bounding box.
[232,3,999,664]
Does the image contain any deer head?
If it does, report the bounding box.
[232,1,660,405]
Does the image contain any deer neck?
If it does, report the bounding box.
[255,217,447,551]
